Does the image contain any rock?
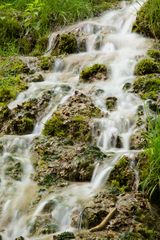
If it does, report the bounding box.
[43,92,102,142]
[130,130,147,150]
[26,73,44,82]
[80,64,108,82]
[123,82,132,91]
[53,232,75,240]
[0,91,52,135]
[134,58,159,76]
[108,156,135,194]
[29,214,58,235]
[39,56,55,70]
[15,237,25,240]
[106,97,117,111]
[52,33,78,56]
[78,37,87,52]
[32,136,106,186]
[75,190,116,229]
[5,161,23,181]
[147,49,160,62]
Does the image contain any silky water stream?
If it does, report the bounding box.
[0,0,151,239]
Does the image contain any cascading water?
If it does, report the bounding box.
[0,0,151,239]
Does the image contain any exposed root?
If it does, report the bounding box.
[89,207,117,232]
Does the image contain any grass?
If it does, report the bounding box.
[0,0,123,56]
[134,0,160,39]
[142,115,160,200]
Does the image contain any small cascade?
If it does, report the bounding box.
[0,0,150,239]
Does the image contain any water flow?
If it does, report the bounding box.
[0,0,150,239]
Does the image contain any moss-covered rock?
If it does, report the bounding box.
[0,91,52,135]
[106,97,117,111]
[53,232,75,240]
[108,156,135,194]
[39,56,55,70]
[134,58,159,76]
[147,49,160,62]
[5,161,23,181]
[43,92,102,142]
[133,74,160,101]
[80,64,108,82]
[130,130,147,150]
[32,136,106,186]
[52,33,78,56]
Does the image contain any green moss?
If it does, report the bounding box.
[133,74,160,100]
[0,57,28,106]
[39,56,55,70]
[52,33,78,56]
[12,117,34,135]
[57,232,75,240]
[43,114,91,142]
[134,58,159,76]
[109,156,134,193]
[80,64,108,82]
[147,49,160,62]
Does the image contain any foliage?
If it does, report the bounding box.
[142,115,160,200]
[0,0,122,56]
[133,0,160,39]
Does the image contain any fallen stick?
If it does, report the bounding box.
[89,207,117,232]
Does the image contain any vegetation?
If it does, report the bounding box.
[0,57,28,106]
[133,0,160,39]
[134,58,160,76]
[0,0,123,56]
[141,116,160,201]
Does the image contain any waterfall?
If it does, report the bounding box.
[0,0,150,239]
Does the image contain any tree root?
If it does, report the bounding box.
[89,207,117,232]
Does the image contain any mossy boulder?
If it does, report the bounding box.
[130,130,147,150]
[108,156,135,194]
[53,232,75,240]
[52,33,78,56]
[39,56,55,70]
[147,49,160,62]
[80,64,108,82]
[5,161,23,181]
[32,136,106,186]
[106,97,117,111]
[134,58,159,76]
[133,74,160,108]
[43,92,102,142]
[0,91,52,135]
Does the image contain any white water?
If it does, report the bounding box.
[0,0,151,239]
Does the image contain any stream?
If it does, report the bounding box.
[0,0,151,239]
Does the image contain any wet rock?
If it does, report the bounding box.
[123,82,132,91]
[52,33,78,56]
[78,37,87,52]
[26,73,44,82]
[75,190,116,229]
[130,130,147,150]
[53,232,75,240]
[0,91,52,135]
[95,89,105,96]
[29,214,58,235]
[5,161,23,181]
[32,136,106,186]
[108,156,135,194]
[43,92,102,142]
[106,97,117,111]
[15,237,25,240]
[80,64,108,82]
[39,56,55,70]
